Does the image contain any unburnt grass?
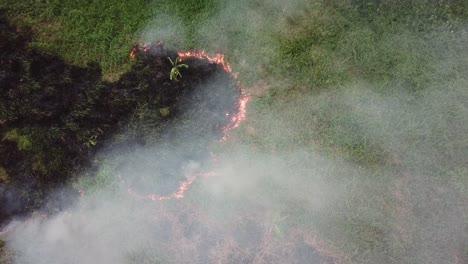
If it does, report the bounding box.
[123,201,341,264]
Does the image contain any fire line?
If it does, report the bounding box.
[125,42,251,201]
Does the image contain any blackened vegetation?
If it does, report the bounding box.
[0,15,239,224]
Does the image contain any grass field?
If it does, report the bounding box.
[1,0,467,263]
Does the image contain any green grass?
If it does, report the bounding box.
[1,0,467,263]
[1,0,151,79]
[0,0,227,80]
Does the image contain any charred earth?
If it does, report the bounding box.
[0,15,239,225]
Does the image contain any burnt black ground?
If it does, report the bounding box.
[0,14,239,225]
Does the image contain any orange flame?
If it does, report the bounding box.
[126,172,215,201]
[221,95,250,141]
[176,50,250,141]
[177,51,234,76]
[129,41,161,60]
[130,45,137,60]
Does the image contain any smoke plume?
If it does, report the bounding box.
[2,1,467,264]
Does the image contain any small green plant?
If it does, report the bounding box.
[85,134,98,147]
[168,57,188,81]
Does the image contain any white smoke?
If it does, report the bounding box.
[2,2,467,264]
